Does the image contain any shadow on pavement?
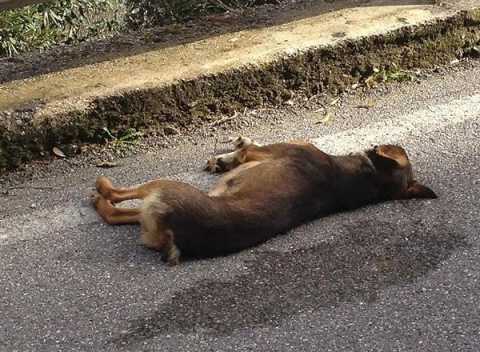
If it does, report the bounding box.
[113,212,466,347]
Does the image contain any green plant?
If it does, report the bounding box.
[364,63,414,87]
[102,127,143,152]
[0,0,282,56]
[0,0,123,56]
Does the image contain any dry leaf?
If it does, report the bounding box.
[329,98,340,106]
[52,147,66,158]
[316,113,334,125]
[364,76,376,88]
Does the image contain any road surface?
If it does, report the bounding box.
[1,61,480,351]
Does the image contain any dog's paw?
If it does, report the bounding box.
[205,156,227,173]
[96,176,113,199]
[91,193,103,210]
[232,136,254,150]
[92,193,114,209]
[205,151,238,173]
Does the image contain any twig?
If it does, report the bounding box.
[210,111,238,127]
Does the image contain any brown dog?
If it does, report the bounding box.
[93,137,437,265]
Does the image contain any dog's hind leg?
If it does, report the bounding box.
[96,176,172,204]
[93,195,141,225]
[94,193,181,264]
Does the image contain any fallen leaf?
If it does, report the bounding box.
[329,98,340,106]
[316,113,334,125]
[52,147,66,158]
[364,76,377,88]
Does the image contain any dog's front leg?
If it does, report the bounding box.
[205,149,242,173]
[205,136,259,173]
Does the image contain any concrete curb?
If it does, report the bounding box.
[1,7,480,172]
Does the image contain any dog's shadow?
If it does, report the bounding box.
[111,215,467,347]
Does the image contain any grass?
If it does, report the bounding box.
[0,0,123,56]
[0,0,279,56]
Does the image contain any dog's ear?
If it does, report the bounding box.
[369,145,409,170]
[376,145,410,168]
[404,181,438,199]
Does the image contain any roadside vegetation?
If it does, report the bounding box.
[0,0,279,57]
[0,0,123,56]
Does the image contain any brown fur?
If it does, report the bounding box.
[93,138,437,265]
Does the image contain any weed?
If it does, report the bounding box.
[365,63,414,88]
[0,0,123,56]
[1,0,280,56]
[102,127,143,153]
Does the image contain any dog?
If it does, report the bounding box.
[93,137,437,265]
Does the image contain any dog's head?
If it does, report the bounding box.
[366,145,437,200]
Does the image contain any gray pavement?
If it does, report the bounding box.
[1,61,480,351]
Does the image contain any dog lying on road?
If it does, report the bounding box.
[93,137,437,265]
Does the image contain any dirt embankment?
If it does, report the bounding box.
[1,8,480,172]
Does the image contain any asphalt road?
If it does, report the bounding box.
[1,61,480,351]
